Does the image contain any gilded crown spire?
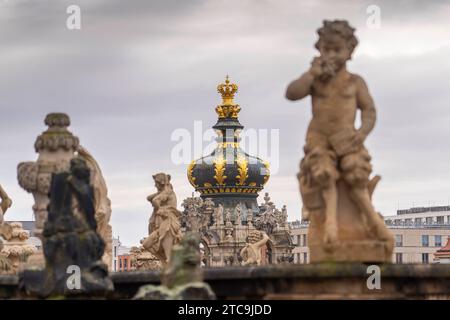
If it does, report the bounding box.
[217,75,238,106]
[216,75,241,119]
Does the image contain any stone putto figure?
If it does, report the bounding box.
[240,230,270,266]
[143,173,183,266]
[285,20,393,262]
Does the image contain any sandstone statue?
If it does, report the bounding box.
[213,204,224,226]
[76,146,113,267]
[224,208,232,226]
[235,203,242,226]
[240,230,270,266]
[19,157,113,298]
[17,113,113,268]
[0,185,13,274]
[285,20,394,262]
[142,173,183,266]
[134,232,216,300]
[0,185,12,224]
[1,222,36,274]
[247,208,253,226]
[129,245,162,271]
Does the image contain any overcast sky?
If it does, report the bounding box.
[1,0,450,247]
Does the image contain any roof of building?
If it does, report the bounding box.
[434,238,450,259]
[187,76,270,199]
[397,206,450,215]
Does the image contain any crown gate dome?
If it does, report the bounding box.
[187,76,270,199]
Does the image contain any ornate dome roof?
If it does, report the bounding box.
[187,76,270,198]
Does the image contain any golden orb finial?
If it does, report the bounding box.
[217,75,238,106]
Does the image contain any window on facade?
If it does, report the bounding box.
[297,235,301,245]
[114,260,116,272]
[395,235,403,247]
[302,234,307,247]
[447,216,450,224]
[435,235,442,247]
[422,253,429,264]
[114,247,117,257]
[437,216,444,224]
[425,217,433,225]
[303,252,307,264]
[422,235,429,247]
[395,253,403,264]
[119,259,122,269]
[405,218,412,225]
[394,219,401,225]
[414,218,422,225]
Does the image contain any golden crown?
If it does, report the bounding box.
[217,75,238,106]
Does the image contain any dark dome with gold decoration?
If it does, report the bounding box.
[187,76,270,199]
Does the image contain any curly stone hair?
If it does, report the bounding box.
[315,20,358,53]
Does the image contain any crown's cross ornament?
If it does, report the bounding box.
[216,75,241,118]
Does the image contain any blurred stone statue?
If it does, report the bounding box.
[285,20,393,262]
[17,113,113,269]
[1,222,36,273]
[0,185,13,273]
[247,208,253,227]
[76,146,113,269]
[240,230,270,266]
[129,245,162,271]
[214,204,224,226]
[0,185,12,224]
[134,232,215,300]
[142,173,183,266]
[224,228,234,242]
[235,203,242,226]
[224,209,232,226]
[19,157,113,298]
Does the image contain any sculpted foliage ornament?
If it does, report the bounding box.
[213,155,227,186]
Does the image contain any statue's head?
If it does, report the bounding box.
[70,157,90,182]
[152,173,171,191]
[315,20,358,70]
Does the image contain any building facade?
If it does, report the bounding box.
[112,237,131,272]
[290,206,450,264]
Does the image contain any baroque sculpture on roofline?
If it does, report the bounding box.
[285,20,394,263]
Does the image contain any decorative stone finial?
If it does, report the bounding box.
[34,113,79,152]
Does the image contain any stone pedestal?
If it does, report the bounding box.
[308,180,393,263]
